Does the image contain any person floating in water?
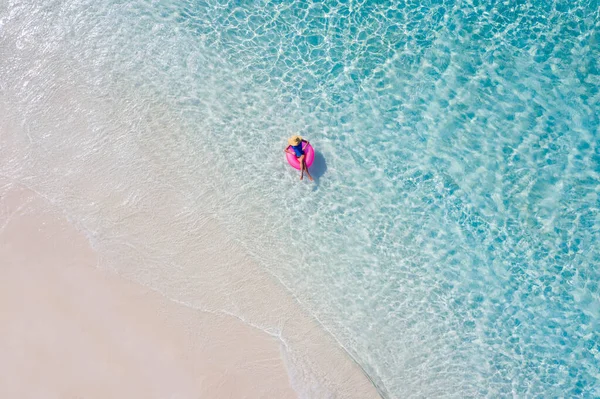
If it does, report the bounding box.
[285,135,313,181]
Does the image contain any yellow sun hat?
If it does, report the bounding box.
[288,135,303,146]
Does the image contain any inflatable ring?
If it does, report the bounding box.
[286,142,314,170]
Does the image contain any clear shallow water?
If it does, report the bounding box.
[1,0,599,397]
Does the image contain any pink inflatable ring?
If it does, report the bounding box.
[286,142,314,170]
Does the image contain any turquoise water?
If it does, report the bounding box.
[2,0,599,397]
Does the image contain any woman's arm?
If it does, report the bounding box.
[284,145,294,154]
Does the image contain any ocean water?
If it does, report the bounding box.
[1,0,599,397]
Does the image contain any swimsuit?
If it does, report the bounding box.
[291,143,304,157]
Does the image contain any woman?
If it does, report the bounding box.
[285,135,313,181]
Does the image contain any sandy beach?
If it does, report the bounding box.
[0,178,381,398]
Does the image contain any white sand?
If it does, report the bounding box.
[0,180,381,398]
[0,182,298,398]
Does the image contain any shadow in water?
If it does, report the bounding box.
[309,151,327,184]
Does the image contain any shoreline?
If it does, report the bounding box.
[0,177,382,398]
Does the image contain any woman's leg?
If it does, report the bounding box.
[299,155,305,180]
[304,162,314,181]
